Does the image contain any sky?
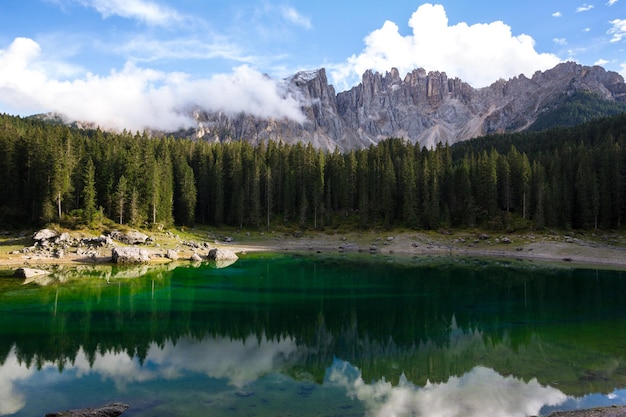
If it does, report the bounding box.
[0,0,624,132]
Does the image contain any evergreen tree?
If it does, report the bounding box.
[115,175,128,224]
[82,158,97,225]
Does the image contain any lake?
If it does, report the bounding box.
[1,253,625,416]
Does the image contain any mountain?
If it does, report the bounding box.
[187,61,626,150]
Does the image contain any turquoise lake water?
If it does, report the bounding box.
[0,253,625,416]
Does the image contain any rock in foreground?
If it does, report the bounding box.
[46,402,129,417]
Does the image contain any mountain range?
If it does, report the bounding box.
[184,61,626,150]
[34,62,626,150]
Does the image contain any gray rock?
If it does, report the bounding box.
[165,249,179,261]
[111,247,150,264]
[207,248,238,261]
[110,230,149,245]
[190,252,203,262]
[45,402,129,417]
[33,228,59,241]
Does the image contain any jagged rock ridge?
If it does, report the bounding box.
[189,62,626,150]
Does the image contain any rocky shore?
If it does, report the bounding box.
[1,228,626,271]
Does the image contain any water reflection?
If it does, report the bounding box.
[3,331,618,417]
[327,360,567,417]
[0,334,300,415]
[0,336,570,417]
[1,256,625,416]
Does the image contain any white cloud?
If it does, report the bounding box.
[606,0,619,5]
[76,0,182,25]
[594,58,609,66]
[330,3,561,89]
[280,5,312,29]
[553,11,562,17]
[583,27,592,32]
[554,38,568,45]
[119,36,254,64]
[0,37,305,132]
[576,3,595,12]
[608,19,626,42]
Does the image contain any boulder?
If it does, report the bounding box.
[46,403,129,417]
[207,248,238,261]
[110,230,149,245]
[111,247,150,264]
[165,249,179,261]
[190,252,203,262]
[33,228,59,242]
[14,267,50,279]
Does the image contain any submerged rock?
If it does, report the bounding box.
[45,402,129,417]
[14,267,50,279]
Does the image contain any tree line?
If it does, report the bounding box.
[0,112,624,231]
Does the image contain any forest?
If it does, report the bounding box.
[0,112,625,232]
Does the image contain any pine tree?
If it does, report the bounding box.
[82,158,97,225]
[115,175,128,225]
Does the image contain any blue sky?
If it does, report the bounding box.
[0,0,624,131]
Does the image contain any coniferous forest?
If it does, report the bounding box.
[0,112,625,231]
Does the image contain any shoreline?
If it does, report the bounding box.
[2,229,625,271]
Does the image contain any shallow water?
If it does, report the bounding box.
[0,254,625,416]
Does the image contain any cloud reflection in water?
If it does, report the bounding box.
[326,359,567,417]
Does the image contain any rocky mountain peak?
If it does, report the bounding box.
[45,62,626,151]
[187,62,626,150]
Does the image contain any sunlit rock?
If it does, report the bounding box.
[33,228,59,242]
[109,230,149,245]
[111,247,150,264]
[207,248,238,262]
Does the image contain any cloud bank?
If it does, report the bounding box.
[330,3,561,89]
[0,37,305,132]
